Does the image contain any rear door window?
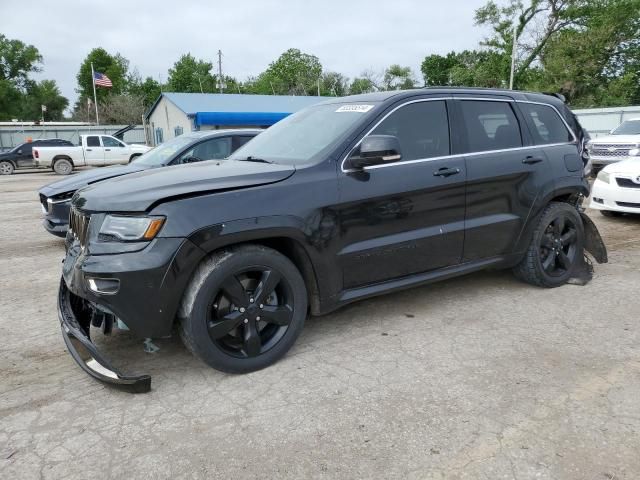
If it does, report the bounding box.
[459,100,522,152]
[86,136,101,147]
[370,100,450,161]
[519,103,574,145]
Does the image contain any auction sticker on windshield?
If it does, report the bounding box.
[335,105,374,113]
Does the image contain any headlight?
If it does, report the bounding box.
[629,148,640,156]
[99,215,165,241]
[597,171,610,184]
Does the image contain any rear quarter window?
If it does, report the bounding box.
[519,103,574,145]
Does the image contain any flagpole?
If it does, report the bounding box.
[90,62,100,125]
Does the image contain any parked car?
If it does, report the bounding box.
[57,88,607,392]
[0,139,74,175]
[33,134,152,175]
[39,130,260,237]
[586,118,640,174]
[590,157,640,216]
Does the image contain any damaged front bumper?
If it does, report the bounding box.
[58,279,151,393]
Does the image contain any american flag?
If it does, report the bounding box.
[93,71,113,88]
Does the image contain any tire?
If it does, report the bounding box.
[179,245,308,374]
[513,202,585,288]
[0,160,14,175]
[53,158,73,175]
[600,210,622,217]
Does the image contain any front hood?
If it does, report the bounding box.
[39,164,147,197]
[590,135,640,145]
[73,159,296,212]
[603,158,640,175]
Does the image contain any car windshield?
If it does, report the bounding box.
[612,120,640,135]
[228,102,379,165]
[132,136,196,166]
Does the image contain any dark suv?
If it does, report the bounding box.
[58,88,607,392]
[0,138,73,175]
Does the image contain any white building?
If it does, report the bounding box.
[144,92,325,146]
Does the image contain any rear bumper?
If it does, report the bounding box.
[58,279,151,393]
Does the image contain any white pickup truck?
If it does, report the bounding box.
[33,134,152,175]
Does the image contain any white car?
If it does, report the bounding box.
[590,158,640,216]
[33,134,151,175]
[586,118,640,173]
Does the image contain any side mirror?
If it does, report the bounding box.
[17,150,22,155]
[348,135,402,170]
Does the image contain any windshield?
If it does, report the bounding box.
[228,102,379,165]
[612,120,640,135]
[133,136,195,166]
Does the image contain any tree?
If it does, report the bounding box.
[382,65,416,90]
[348,76,376,95]
[21,80,68,121]
[76,48,128,101]
[99,94,145,124]
[319,71,349,96]
[421,52,461,86]
[127,71,163,107]
[167,54,215,93]
[251,48,323,95]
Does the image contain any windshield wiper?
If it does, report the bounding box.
[236,156,274,164]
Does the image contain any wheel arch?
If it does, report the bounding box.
[53,155,74,165]
[0,158,17,168]
[129,153,142,163]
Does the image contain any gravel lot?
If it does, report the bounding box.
[1,170,640,479]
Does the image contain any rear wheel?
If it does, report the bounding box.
[53,158,73,175]
[514,202,584,288]
[0,161,14,175]
[179,245,308,373]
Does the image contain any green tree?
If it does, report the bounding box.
[127,71,163,107]
[76,48,129,102]
[167,54,215,93]
[21,80,68,121]
[252,48,323,95]
[319,71,349,96]
[382,64,416,90]
[421,52,461,86]
[348,76,376,95]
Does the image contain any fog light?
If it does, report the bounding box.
[593,197,604,204]
[87,277,120,295]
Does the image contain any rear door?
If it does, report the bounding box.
[337,98,467,288]
[454,97,550,261]
[84,136,105,166]
[101,136,129,164]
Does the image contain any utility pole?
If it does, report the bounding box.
[509,21,518,90]
[217,50,223,93]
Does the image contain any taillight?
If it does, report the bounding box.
[34,149,39,158]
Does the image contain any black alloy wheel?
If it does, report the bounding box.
[208,268,294,358]
[179,245,307,373]
[538,214,579,277]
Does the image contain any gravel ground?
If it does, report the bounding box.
[1,170,639,480]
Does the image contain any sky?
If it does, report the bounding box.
[0,0,490,111]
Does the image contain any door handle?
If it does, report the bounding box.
[86,148,92,151]
[105,149,111,151]
[522,156,543,165]
[433,167,461,177]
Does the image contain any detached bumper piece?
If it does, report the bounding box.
[58,279,151,393]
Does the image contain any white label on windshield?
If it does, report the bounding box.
[335,104,374,113]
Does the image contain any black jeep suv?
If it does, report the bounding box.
[58,88,606,392]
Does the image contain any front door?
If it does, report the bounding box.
[337,99,467,289]
[101,136,129,164]
[84,135,105,166]
[15,143,35,168]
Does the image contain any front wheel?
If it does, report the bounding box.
[514,202,584,288]
[0,160,14,175]
[179,245,308,373]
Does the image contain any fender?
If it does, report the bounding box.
[187,215,340,314]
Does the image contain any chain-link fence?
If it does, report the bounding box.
[0,125,146,152]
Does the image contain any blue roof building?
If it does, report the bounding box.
[144,92,325,145]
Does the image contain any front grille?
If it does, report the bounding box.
[616,177,640,189]
[591,144,634,157]
[616,201,640,209]
[39,194,49,212]
[69,208,90,247]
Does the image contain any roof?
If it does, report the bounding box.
[146,92,326,127]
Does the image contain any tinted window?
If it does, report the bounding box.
[520,103,575,144]
[371,100,450,161]
[19,144,33,154]
[460,101,522,152]
[102,136,124,147]
[179,137,232,163]
[233,135,254,151]
[86,136,101,147]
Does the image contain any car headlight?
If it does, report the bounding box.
[99,215,165,241]
[629,148,640,156]
[597,170,610,184]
